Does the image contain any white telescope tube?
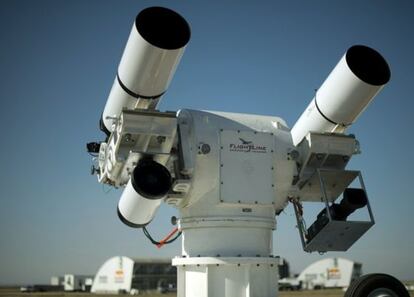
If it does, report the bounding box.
[102,7,191,132]
[117,181,163,228]
[117,160,172,228]
[291,45,391,146]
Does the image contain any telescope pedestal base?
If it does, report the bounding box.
[172,256,279,297]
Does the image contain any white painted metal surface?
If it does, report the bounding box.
[98,110,177,187]
[102,7,190,131]
[118,179,162,227]
[291,46,390,146]
[172,110,296,296]
[219,130,275,205]
[173,257,279,297]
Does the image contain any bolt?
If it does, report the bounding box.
[199,143,211,154]
[289,149,300,160]
[156,135,166,144]
[124,133,132,142]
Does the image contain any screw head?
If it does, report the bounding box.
[199,143,211,154]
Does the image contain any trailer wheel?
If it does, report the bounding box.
[345,273,409,297]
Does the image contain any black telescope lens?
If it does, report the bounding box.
[143,174,158,187]
[135,6,191,50]
[342,188,368,209]
[346,45,391,86]
[131,159,172,199]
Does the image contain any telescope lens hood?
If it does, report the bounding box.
[342,188,368,210]
[131,159,172,199]
[135,6,191,50]
[346,45,391,86]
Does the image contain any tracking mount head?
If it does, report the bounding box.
[87,6,391,297]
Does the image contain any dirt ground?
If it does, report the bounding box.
[0,289,356,297]
[0,289,412,297]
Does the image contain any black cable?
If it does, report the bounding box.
[142,226,182,245]
[143,227,159,245]
[143,227,181,245]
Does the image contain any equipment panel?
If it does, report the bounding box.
[219,130,275,205]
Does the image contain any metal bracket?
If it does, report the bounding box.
[293,169,375,252]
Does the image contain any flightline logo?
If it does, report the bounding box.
[229,138,267,153]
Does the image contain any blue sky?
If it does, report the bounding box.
[0,0,413,285]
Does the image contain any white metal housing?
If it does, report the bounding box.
[171,110,296,297]
[173,257,279,297]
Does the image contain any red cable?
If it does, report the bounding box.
[156,227,179,249]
